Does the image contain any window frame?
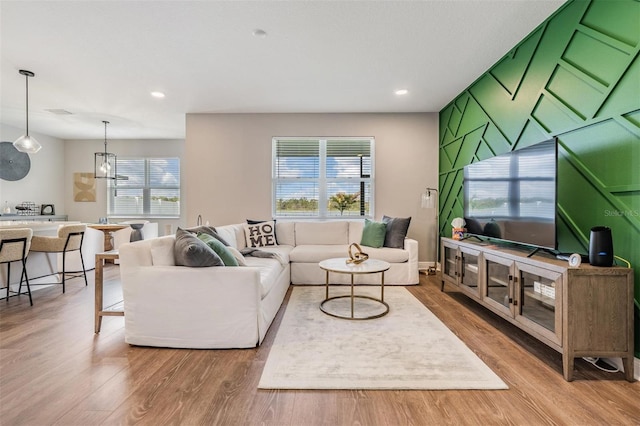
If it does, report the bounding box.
[107,156,181,219]
[272,137,375,220]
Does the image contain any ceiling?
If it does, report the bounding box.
[0,0,566,141]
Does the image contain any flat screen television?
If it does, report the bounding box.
[463,138,558,251]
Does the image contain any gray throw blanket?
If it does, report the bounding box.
[240,247,286,265]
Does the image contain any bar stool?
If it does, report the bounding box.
[29,224,88,293]
[0,228,34,305]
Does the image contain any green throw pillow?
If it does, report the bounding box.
[197,232,239,266]
[360,219,387,248]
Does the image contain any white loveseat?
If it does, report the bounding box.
[119,220,418,349]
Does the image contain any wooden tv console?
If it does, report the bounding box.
[440,237,634,382]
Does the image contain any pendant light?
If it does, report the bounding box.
[94,120,117,179]
[13,70,42,154]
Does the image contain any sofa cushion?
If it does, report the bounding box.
[360,219,386,248]
[361,246,410,263]
[275,221,295,246]
[348,221,364,244]
[197,232,239,266]
[289,245,350,263]
[214,224,244,249]
[243,257,286,299]
[295,221,349,245]
[174,228,224,267]
[382,215,411,249]
[251,244,293,265]
[150,236,176,266]
[244,221,278,247]
[289,244,409,264]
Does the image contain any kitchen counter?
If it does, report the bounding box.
[0,220,76,230]
[0,214,68,222]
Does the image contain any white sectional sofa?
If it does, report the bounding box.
[215,220,418,285]
[118,220,418,349]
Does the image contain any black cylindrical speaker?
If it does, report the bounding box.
[589,226,613,267]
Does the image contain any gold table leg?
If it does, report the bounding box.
[320,269,389,320]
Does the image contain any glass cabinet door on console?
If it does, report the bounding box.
[440,240,481,298]
[515,263,562,346]
[441,241,458,287]
[458,247,480,297]
[482,252,515,317]
[482,252,563,347]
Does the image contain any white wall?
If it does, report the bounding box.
[0,123,66,214]
[3,113,440,261]
[64,138,185,234]
[185,113,440,263]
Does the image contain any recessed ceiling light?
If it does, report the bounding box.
[151,91,165,98]
[395,89,409,96]
[253,29,267,38]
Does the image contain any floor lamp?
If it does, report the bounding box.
[421,187,439,275]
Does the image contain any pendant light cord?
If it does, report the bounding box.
[103,120,109,154]
[25,73,29,136]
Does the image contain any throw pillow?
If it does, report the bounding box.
[184,225,230,246]
[382,215,412,249]
[244,221,278,247]
[246,219,278,244]
[360,219,387,248]
[174,228,224,267]
[214,225,239,248]
[197,232,239,266]
[226,246,247,266]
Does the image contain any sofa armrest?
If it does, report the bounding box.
[404,238,419,284]
[404,237,418,260]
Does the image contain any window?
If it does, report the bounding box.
[107,157,180,218]
[272,137,374,219]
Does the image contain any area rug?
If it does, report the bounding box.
[259,286,508,390]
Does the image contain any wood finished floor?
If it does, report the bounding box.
[0,265,638,426]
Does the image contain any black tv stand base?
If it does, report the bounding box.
[527,246,558,258]
[459,235,483,242]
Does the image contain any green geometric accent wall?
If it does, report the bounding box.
[439,0,640,356]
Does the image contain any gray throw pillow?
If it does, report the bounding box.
[174,228,224,267]
[382,215,411,249]
[184,225,230,246]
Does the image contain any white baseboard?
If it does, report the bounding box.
[418,261,439,272]
[603,356,639,380]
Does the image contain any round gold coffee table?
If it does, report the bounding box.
[318,257,390,320]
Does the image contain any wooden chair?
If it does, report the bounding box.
[29,224,88,293]
[0,228,33,305]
